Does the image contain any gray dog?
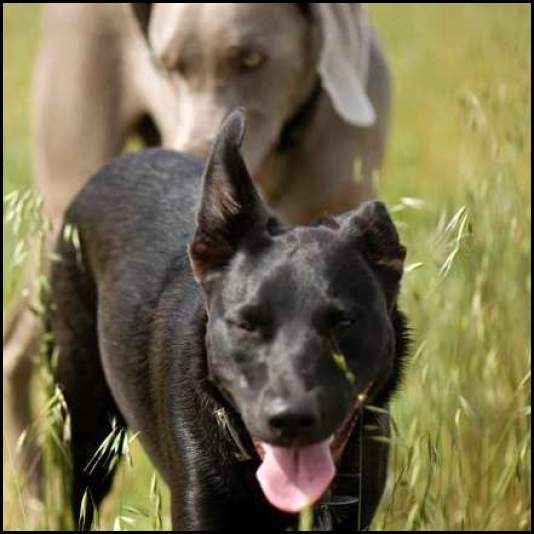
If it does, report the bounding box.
[4,3,391,502]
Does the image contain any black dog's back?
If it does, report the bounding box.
[51,149,205,528]
[67,149,203,267]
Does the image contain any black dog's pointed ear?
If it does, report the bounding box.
[340,201,406,298]
[189,109,268,285]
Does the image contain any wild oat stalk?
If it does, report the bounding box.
[299,506,314,531]
[5,188,75,530]
[150,471,164,530]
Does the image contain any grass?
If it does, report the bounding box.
[3,3,531,531]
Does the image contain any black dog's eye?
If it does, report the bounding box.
[228,317,257,332]
[332,311,355,331]
[315,306,357,335]
[335,315,355,330]
[226,306,271,337]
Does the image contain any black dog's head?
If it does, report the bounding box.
[189,109,407,513]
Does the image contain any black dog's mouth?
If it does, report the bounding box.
[250,383,374,514]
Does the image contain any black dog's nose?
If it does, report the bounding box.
[266,398,319,441]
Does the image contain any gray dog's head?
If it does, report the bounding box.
[129,3,375,177]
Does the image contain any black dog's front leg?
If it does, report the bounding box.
[170,462,294,531]
[171,483,274,531]
[171,488,237,531]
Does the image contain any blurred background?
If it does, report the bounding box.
[3,4,531,531]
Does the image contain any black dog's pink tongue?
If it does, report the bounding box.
[256,439,335,513]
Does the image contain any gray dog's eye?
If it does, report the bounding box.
[239,49,267,70]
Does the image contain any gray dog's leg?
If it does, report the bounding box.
[3,289,41,502]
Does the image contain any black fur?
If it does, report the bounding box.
[50,109,410,531]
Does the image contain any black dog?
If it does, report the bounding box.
[49,109,409,531]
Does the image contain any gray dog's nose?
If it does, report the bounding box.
[267,398,319,440]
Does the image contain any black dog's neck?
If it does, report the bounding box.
[190,305,259,463]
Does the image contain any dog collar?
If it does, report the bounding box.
[214,406,254,462]
[276,77,322,153]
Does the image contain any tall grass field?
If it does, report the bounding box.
[3,4,531,531]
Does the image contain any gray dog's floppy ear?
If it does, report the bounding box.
[312,3,375,127]
[189,109,269,286]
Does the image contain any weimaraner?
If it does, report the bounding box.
[4,3,391,502]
